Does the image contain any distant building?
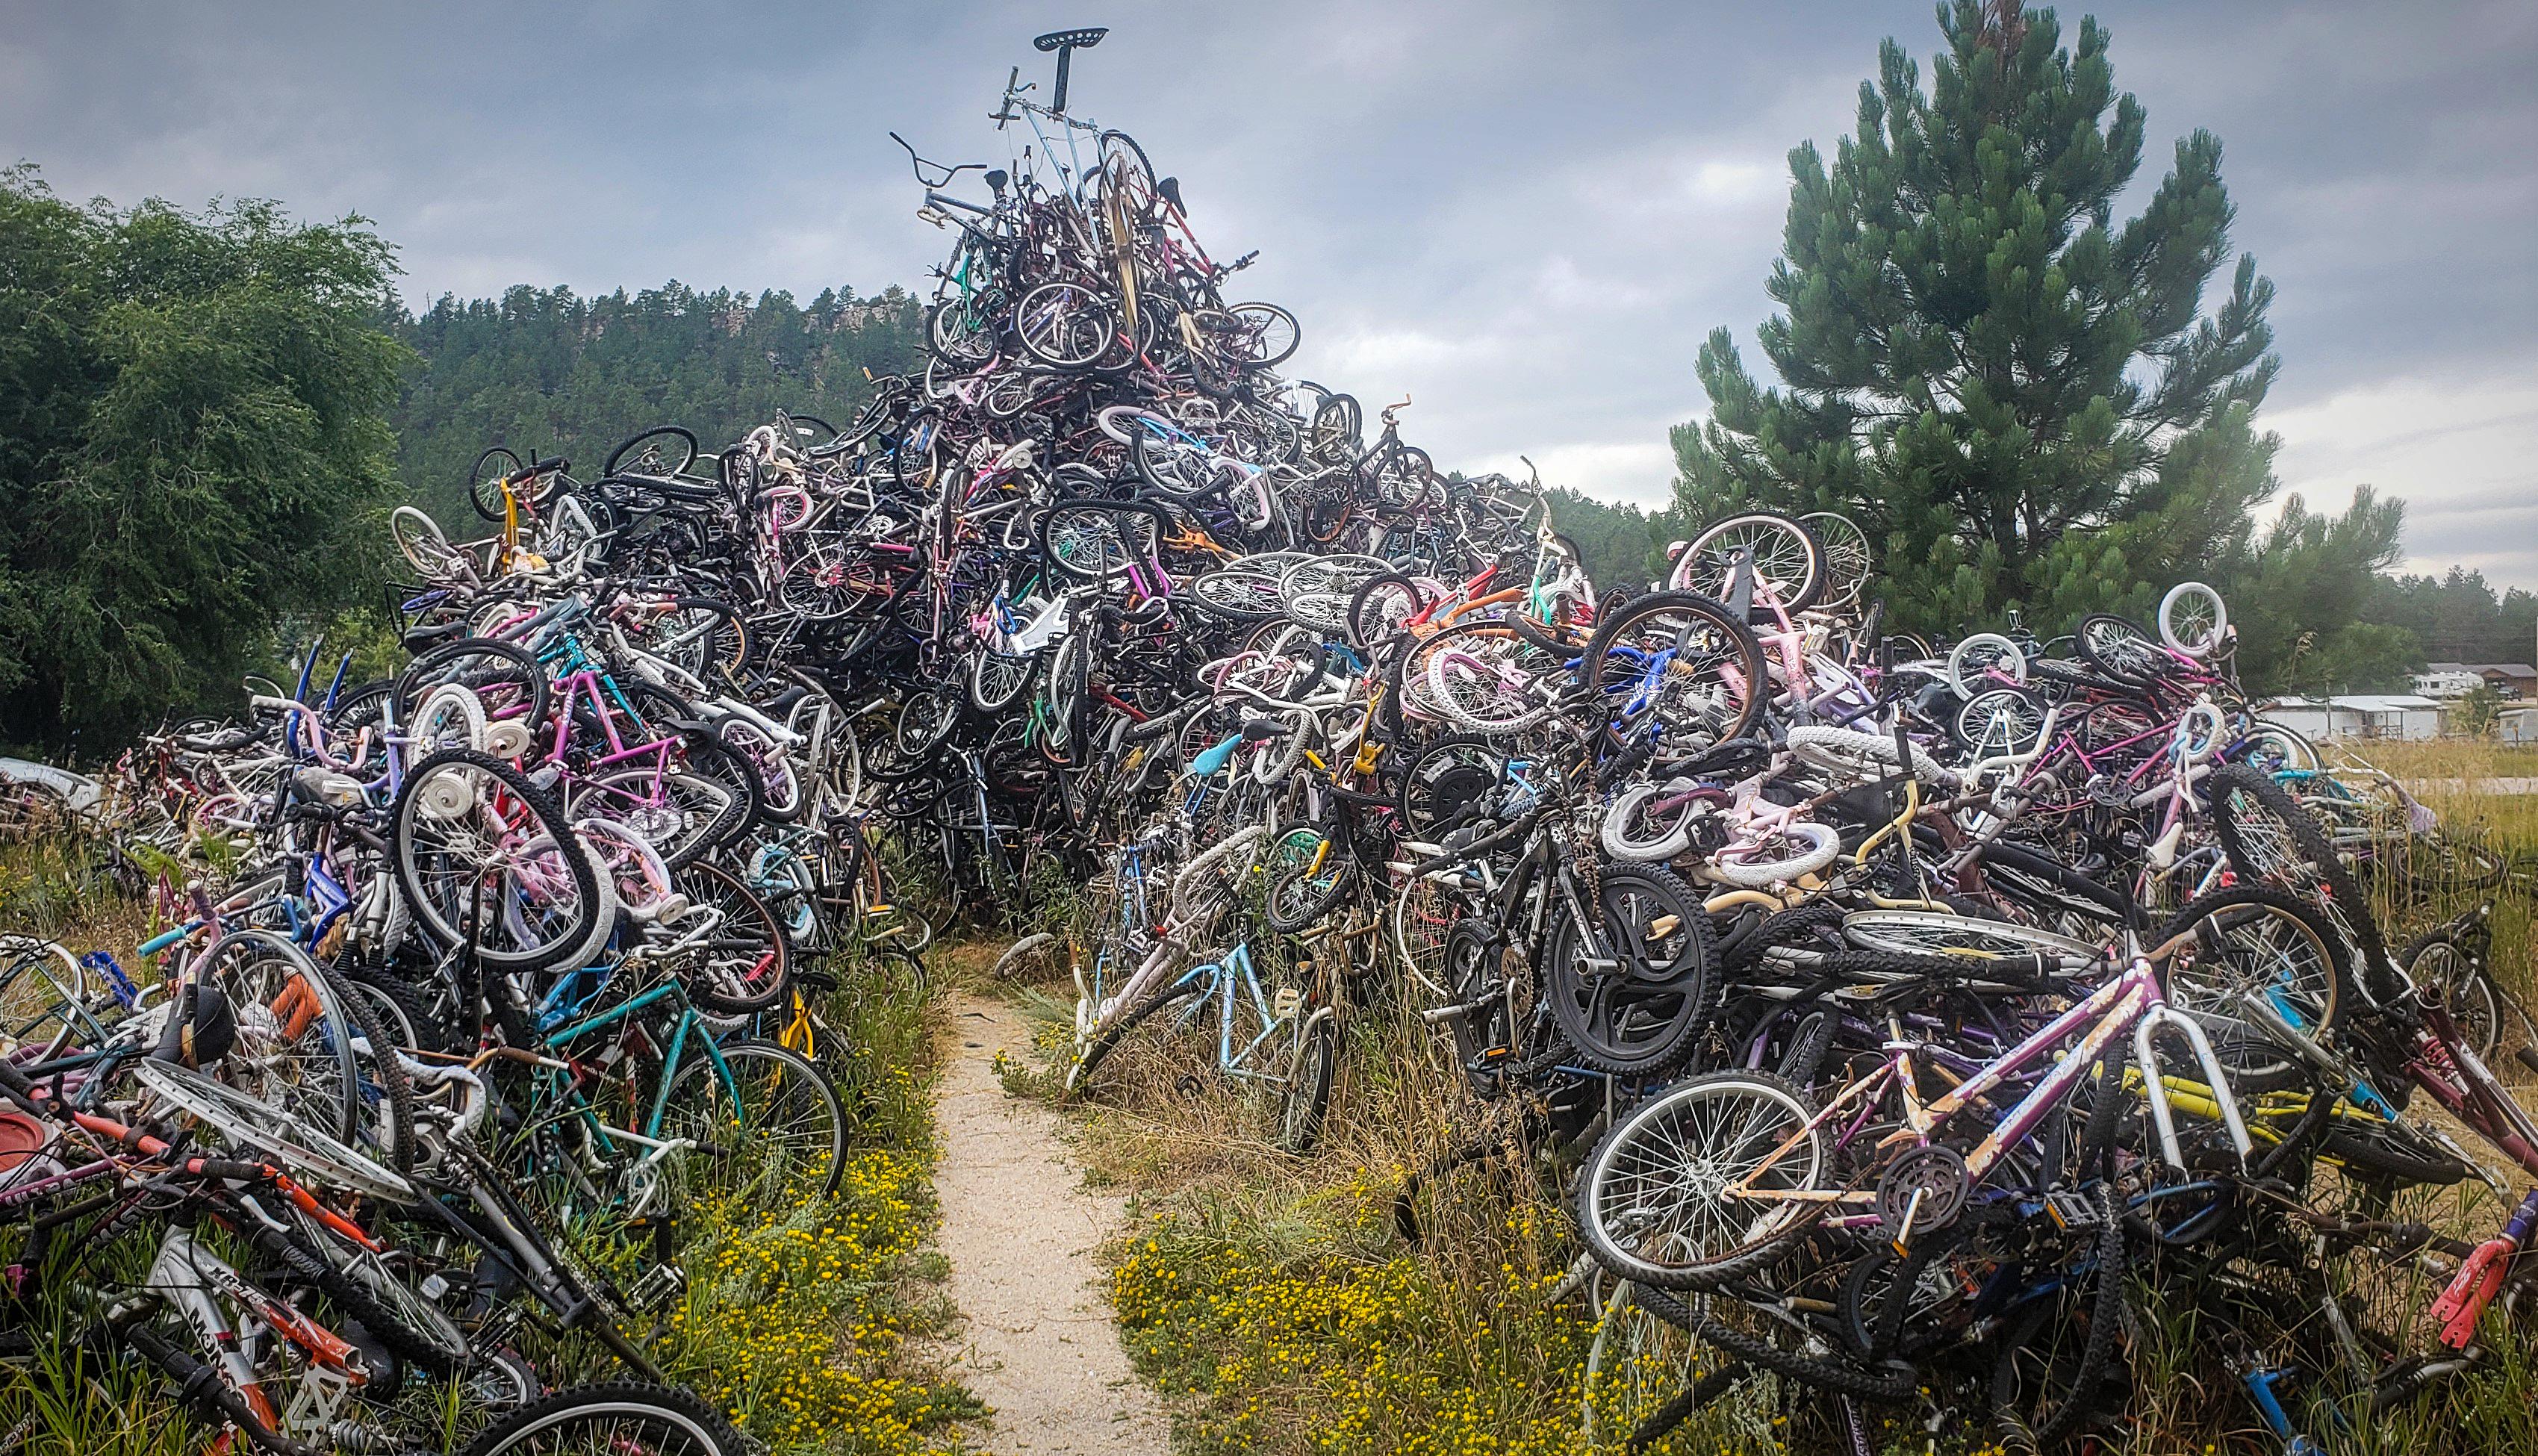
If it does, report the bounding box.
[2262,695,2444,741]
[2415,662,2538,700]
[2504,708,2538,744]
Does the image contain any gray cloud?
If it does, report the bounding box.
[5,1,2531,582]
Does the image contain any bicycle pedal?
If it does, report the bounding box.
[2045,1188,2101,1231]
[1273,987,1302,1020]
[627,1262,688,1313]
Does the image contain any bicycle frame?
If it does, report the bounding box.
[1153,942,1319,1087]
[523,975,739,1214]
[1725,956,2255,1216]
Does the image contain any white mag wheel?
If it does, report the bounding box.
[2158,581,2229,658]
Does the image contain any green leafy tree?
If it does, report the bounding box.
[388,282,922,526]
[2454,682,2504,738]
[0,168,405,754]
[1669,0,2400,686]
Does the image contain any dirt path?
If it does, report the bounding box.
[933,994,1169,1455]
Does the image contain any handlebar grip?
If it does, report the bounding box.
[138,924,193,958]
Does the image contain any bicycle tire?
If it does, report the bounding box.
[396,637,553,738]
[1066,976,1204,1096]
[1275,1017,1337,1154]
[394,749,601,974]
[1991,1191,2127,1449]
[1673,511,1825,617]
[2207,763,2397,998]
[1544,864,1714,1075]
[2318,1117,2469,1187]
[670,859,791,1015]
[1577,1071,1823,1290]
[1578,591,1767,753]
[660,1039,846,1208]
[458,1381,747,1456]
[2156,884,2349,1086]
[253,1218,472,1378]
[1263,829,1358,933]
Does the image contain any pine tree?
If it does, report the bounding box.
[1670,0,2399,684]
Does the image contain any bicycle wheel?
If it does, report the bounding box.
[2207,764,2395,995]
[715,718,800,824]
[2075,613,2165,683]
[1422,628,1557,735]
[396,638,553,741]
[1065,974,1204,1098]
[394,750,602,974]
[573,764,744,870]
[392,506,471,581]
[662,860,790,1015]
[1039,500,1166,582]
[1991,1197,2128,1450]
[2158,886,2348,1088]
[1839,910,2102,963]
[1187,567,1290,621]
[602,425,699,479]
[1800,511,1871,609]
[1578,591,1767,756]
[131,1058,413,1204]
[1394,735,1507,839]
[2404,931,2500,1063]
[1673,512,1824,615]
[968,648,1039,715]
[1222,301,1301,367]
[1953,685,2048,759]
[2159,581,2229,657]
[1274,1017,1337,1154]
[0,937,94,1053]
[1543,864,1714,1075]
[1946,632,2029,697]
[468,447,528,522]
[658,1039,845,1212]
[459,1382,747,1456]
[1263,827,1357,933]
[193,931,403,1169]
[1307,393,1361,464]
[1577,1071,1823,1289]
[1580,1278,1718,1449]
[632,597,752,685]
[260,1212,474,1380]
[926,287,1004,367]
[1013,281,1116,369]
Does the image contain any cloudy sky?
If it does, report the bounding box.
[7,1,2533,585]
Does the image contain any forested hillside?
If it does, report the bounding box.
[387,282,923,525]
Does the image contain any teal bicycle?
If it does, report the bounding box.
[500,951,845,1241]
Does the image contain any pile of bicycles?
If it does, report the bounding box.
[1042,495,2538,1450]
[2,49,2531,1456]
